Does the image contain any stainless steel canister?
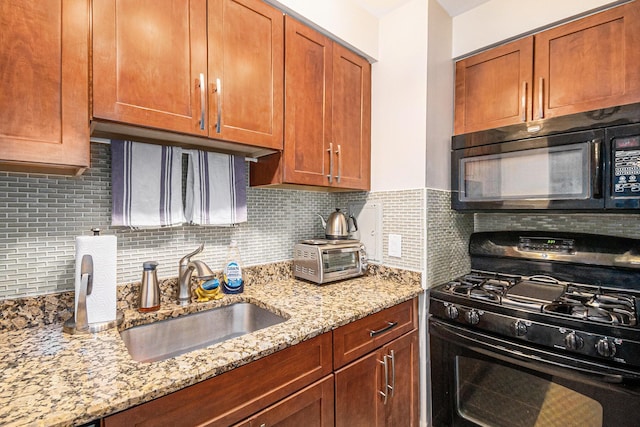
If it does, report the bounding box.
[138,261,160,312]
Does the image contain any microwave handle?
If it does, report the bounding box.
[591,139,602,198]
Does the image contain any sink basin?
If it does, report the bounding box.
[120,302,287,362]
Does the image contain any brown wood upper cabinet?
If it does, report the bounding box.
[454,1,640,135]
[92,0,283,150]
[250,16,371,191]
[0,0,90,175]
[454,37,533,135]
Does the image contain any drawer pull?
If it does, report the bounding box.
[369,321,398,337]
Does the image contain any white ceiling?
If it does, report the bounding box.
[353,0,490,17]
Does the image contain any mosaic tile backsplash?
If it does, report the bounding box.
[475,212,640,238]
[0,143,428,299]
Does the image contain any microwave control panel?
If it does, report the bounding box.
[612,135,640,197]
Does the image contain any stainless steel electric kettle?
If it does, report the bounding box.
[317,209,358,240]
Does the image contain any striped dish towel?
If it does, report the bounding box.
[111,140,184,227]
[185,150,247,225]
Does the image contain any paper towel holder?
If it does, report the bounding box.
[63,312,124,335]
[63,230,124,335]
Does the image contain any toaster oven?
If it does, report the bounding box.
[293,240,367,284]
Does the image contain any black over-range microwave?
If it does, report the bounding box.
[451,103,640,211]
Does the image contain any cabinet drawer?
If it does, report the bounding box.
[104,332,332,427]
[333,298,417,369]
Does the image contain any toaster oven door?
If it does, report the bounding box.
[322,248,360,273]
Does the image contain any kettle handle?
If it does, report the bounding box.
[350,214,358,232]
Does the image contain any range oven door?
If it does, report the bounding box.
[429,318,640,427]
[451,129,604,211]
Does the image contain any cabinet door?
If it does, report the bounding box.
[331,43,371,190]
[335,350,385,427]
[237,376,334,427]
[282,17,333,187]
[383,331,419,427]
[208,0,284,149]
[454,37,533,135]
[534,1,640,120]
[92,0,208,136]
[0,0,89,175]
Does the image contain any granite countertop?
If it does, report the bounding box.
[0,274,423,427]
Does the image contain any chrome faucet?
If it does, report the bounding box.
[178,244,214,306]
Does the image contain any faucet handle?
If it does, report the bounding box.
[180,244,205,265]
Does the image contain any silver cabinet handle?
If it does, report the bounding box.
[327,142,334,183]
[199,73,205,131]
[336,144,342,184]
[521,81,527,122]
[215,78,222,133]
[388,349,395,398]
[538,77,544,119]
[379,355,389,405]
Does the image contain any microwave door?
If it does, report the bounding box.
[454,138,604,210]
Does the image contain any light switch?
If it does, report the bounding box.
[388,234,402,258]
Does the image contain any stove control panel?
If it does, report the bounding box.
[518,237,575,254]
[430,298,640,367]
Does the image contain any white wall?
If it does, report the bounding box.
[425,0,453,190]
[370,0,428,192]
[264,0,380,60]
[452,0,626,57]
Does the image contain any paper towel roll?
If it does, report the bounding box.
[74,235,117,324]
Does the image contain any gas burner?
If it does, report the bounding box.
[444,272,518,303]
[543,291,637,326]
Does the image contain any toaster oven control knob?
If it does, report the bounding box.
[465,309,480,325]
[564,332,584,350]
[513,320,528,336]
[445,305,459,320]
[596,338,617,358]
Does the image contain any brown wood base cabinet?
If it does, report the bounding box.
[103,299,418,426]
[333,300,419,427]
[104,333,333,427]
[234,375,335,427]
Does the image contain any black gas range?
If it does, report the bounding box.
[429,231,640,427]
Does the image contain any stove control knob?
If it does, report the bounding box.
[513,320,528,337]
[445,305,459,320]
[465,309,480,325]
[596,338,617,358]
[564,332,584,350]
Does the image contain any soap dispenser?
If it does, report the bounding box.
[138,261,160,312]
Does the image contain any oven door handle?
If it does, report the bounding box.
[430,319,640,389]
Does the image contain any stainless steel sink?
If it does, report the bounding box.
[120,302,287,362]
